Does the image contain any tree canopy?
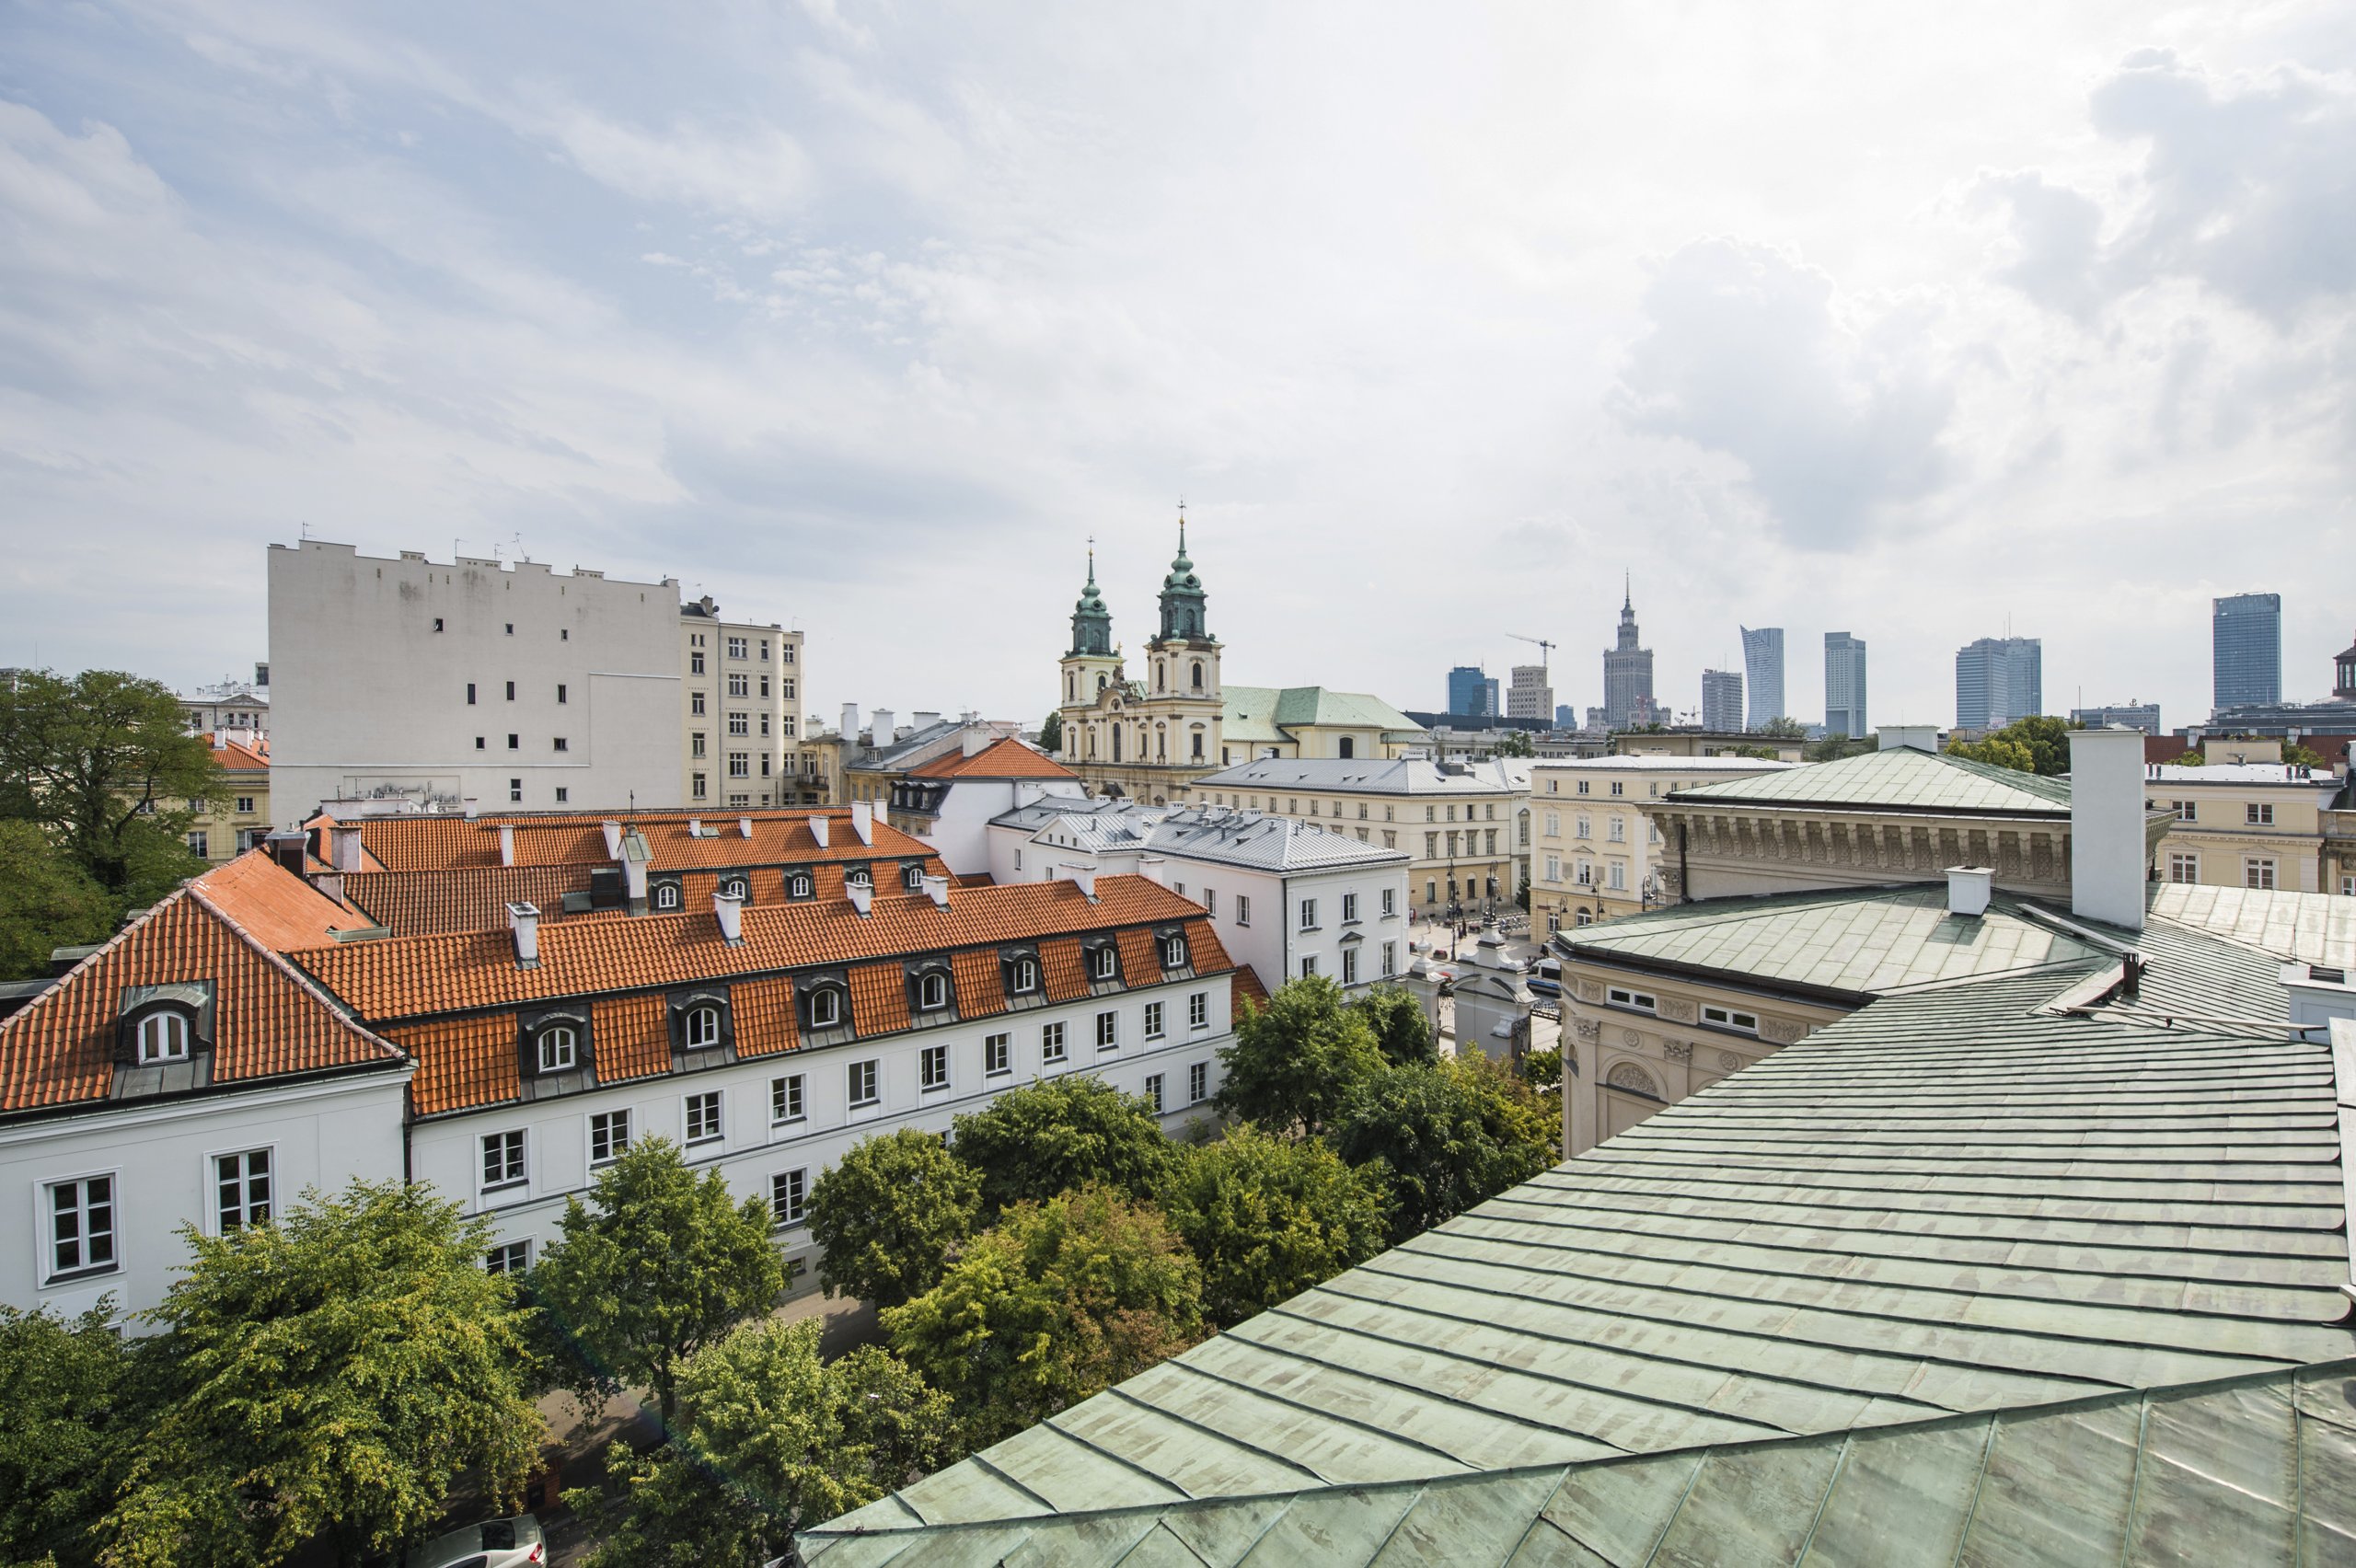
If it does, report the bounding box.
[0,669,221,896]
[1038,711,1063,752]
[1214,974,1385,1136]
[950,1075,1174,1211]
[1155,1126,1391,1326]
[0,1300,148,1568]
[531,1138,784,1419]
[98,1182,542,1568]
[1493,728,1536,757]
[807,1126,984,1309]
[1327,1055,1558,1243]
[1350,983,1438,1066]
[1757,717,1807,739]
[0,820,111,982]
[883,1185,1203,1445]
[1946,714,2079,776]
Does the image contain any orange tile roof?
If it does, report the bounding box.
[196,850,379,949]
[595,994,671,1087]
[951,951,1007,1019]
[952,871,998,889]
[0,863,405,1113]
[389,1014,517,1120]
[1117,928,1162,988]
[635,813,940,871]
[731,975,802,1059]
[849,962,911,1036]
[341,866,597,938]
[1183,918,1237,977]
[1232,966,1271,1012]
[288,877,1220,1025]
[907,737,1079,780]
[347,808,946,877]
[206,734,270,770]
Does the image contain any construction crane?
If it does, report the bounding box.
[1507,633,1557,676]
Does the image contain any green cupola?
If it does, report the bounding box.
[1068,547,1114,657]
[1156,518,1211,642]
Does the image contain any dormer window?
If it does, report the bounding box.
[1161,934,1186,968]
[720,876,747,900]
[655,883,681,911]
[685,1005,722,1050]
[1091,945,1117,981]
[1011,957,1039,993]
[787,871,814,899]
[902,863,925,890]
[138,1011,190,1065]
[846,868,872,889]
[537,1025,578,1073]
[809,988,842,1029]
[918,973,948,1010]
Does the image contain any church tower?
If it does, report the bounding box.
[1057,548,1124,763]
[1139,514,1223,772]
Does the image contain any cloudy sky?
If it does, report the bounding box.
[3,1,2351,732]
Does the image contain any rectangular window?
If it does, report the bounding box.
[186,830,208,857]
[215,1148,271,1232]
[771,1073,805,1124]
[46,1177,115,1280]
[729,753,750,778]
[1609,862,1626,891]
[1144,1001,1165,1040]
[1299,898,1318,930]
[691,691,706,716]
[505,681,515,701]
[467,682,476,705]
[485,1240,531,1275]
[1043,1020,1068,1062]
[691,651,706,674]
[1203,888,1216,916]
[557,684,568,704]
[2169,852,2200,884]
[1380,940,1396,977]
[1606,986,1657,1013]
[1096,1010,1119,1050]
[849,1059,879,1106]
[1188,991,1208,1029]
[985,1032,1011,1075]
[728,636,747,659]
[553,737,568,753]
[507,733,520,750]
[1380,887,1396,917]
[729,711,749,735]
[1144,1074,1165,1114]
[482,1130,526,1189]
[236,796,255,813]
[1299,954,1319,979]
[1341,892,1358,924]
[685,1090,723,1145]
[1701,1004,1760,1034]
[2246,858,2279,891]
[2172,799,2194,821]
[1189,1061,1209,1103]
[590,1111,631,1165]
[692,773,708,800]
[729,674,750,698]
[1235,894,1251,927]
[555,787,569,803]
[2247,802,2276,825]
[1343,947,1359,985]
[1425,832,1440,858]
[771,1169,806,1227]
[920,1043,949,1091]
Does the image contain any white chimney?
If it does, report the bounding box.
[850,801,874,845]
[713,887,745,946]
[687,817,703,838]
[602,820,623,859]
[963,728,989,757]
[463,796,480,821]
[1067,864,1097,902]
[921,873,951,911]
[1878,725,1940,753]
[1945,866,1992,918]
[499,824,515,868]
[506,902,540,968]
[847,879,873,917]
[872,708,895,744]
[2069,727,2147,932]
[914,710,942,731]
[331,824,365,873]
[841,702,860,742]
[808,813,830,848]
[1138,856,1168,888]
[623,857,647,905]
[740,816,754,839]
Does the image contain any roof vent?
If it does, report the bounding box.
[687,817,704,838]
[809,813,829,848]
[499,824,516,868]
[921,873,951,911]
[330,824,365,873]
[850,801,874,846]
[506,902,540,969]
[740,816,755,839]
[1945,866,1992,918]
[846,879,873,917]
[713,887,745,946]
[1067,864,1098,903]
[602,819,624,859]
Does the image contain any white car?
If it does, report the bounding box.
[402,1514,545,1568]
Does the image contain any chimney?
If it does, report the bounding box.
[2069,727,2147,932]
[921,873,951,911]
[506,902,540,969]
[462,796,480,821]
[847,879,873,917]
[840,702,860,743]
[331,824,365,873]
[963,728,988,757]
[850,801,874,845]
[872,708,895,744]
[808,813,830,848]
[602,820,623,859]
[1138,856,1168,887]
[713,887,745,946]
[499,824,516,868]
[1877,725,1940,753]
[1945,866,1992,918]
[268,830,309,878]
[740,816,755,838]
[687,817,703,838]
[1067,864,1098,903]
[914,710,942,731]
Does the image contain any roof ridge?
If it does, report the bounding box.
[189,882,409,1067]
[0,877,199,1042]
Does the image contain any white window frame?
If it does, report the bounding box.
[537,1025,578,1074]
[481,1129,528,1193]
[1299,954,1319,979]
[485,1239,532,1276]
[1701,1004,1760,1035]
[1091,945,1118,980]
[211,1145,273,1235]
[1042,1020,1068,1063]
[137,1011,191,1066]
[589,1110,632,1167]
[1011,957,1040,994]
[41,1170,121,1284]
[1189,1061,1209,1103]
[2246,857,2279,891]
[2168,852,2200,884]
[2247,801,2275,825]
[655,883,681,911]
[848,1058,880,1107]
[1606,986,1658,1013]
[985,1032,1011,1076]
[1144,1073,1165,1114]
[684,1005,722,1050]
[1188,991,1208,1030]
[808,987,843,1029]
[1380,887,1396,917]
[1096,1010,1119,1051]
[1341,892,1358,924]
[1381,940,1396,977]
[918,974,948,1011]
[771,1169,807,1228]
[1235,894,1251,927]
[1161,935,1185,967]
[1144,1000,1165,1040]
[1299,898,1319,931]
[919,1043,950,1092]
[771,1073,805,1125]
[1343,947,1359,985]
[684,1090,724,1146]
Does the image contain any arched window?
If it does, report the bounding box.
[1338,737,1356,759]
[1156,663,1165,691]
[1605,1061,1660,1100]
[1161,935,1185,967]
[846,867,872,889]
[1068,673,1076,700]
[721,877,746,899]
[655,883,680,911]
[788,872,813,898]
[537,1025,577,1073]
[685,1005,722,1050]
[809,988,842,1028]
[918,974,947,1010]
[137,1011,189,1065]
[902,863,924,890]
[1097,673,1108,694]
[1191,661,1203,690]
[1091,945,1117,980]
[1011,957,1039,993]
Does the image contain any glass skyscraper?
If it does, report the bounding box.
[1447,664,1496,718]
[1740,626,1784,727]
[2212,593,2282,711]
[1824,632,1868,739]
[1955,636,2042,731]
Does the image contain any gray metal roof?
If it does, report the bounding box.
[1145,808,1408,871]
[809,935,2356,1549]
[800,1358,2356,1566]
[1669,744,2073,815]
[2148,883,2356,968]
[1192,757,1523,796]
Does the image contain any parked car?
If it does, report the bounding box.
[1528,955,1562,997]
[403,1514,544,1568]
[1527,975,1561,997]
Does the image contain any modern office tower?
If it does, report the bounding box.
[2070,702,2162,735]
[1740,626,1784,727]
[1506,665,1553,721]
[1554,702,1577,730]
[1701,669,1745,732]
[2212,593,2282,711]
[1446,665,1496,718]
[1602,583,1655,729]
[1824,632,1868,739]
[1955,636,2043,731]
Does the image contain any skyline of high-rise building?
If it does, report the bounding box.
[1701,668,1744,732]
[1739,626,1784,728]
[1824,631,1868,739]
[1955,635,2043,731]
[1602,582,1655,730]
[1505,663,1553,722]
[1445,663,1496,718]
[2212,592,2282,713]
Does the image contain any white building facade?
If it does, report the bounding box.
[679,595,811,811]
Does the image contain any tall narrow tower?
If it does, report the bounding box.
[1140,514,1223,771]
[1601,579,1655,729]
[1056,547,1124,761]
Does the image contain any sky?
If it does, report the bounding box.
[2,1,2351,733]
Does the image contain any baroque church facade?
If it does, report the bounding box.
[1056,521,1421,803]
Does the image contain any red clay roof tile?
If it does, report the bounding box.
[849,962,911,1036]
[342,866,596,938]
[907,737,1079,780]
[391,1014,517,1120]
[594,993,671,1087]
[1117,928,1162,988]
[951,951,1006,1019]
[732,975,802,1059]
[1039,936,1090,1002]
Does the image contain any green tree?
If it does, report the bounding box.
[1518,1044,1564,1091]
[1039,710,1062,752]
[2174,751,2205,767]
[884,1185,1203,1444]
[1214,975,1384,1136]
[0,1300,149,1568]
[1944,735,2037,773]
[1803,734,1875,763]
[1155,1126,1391,1326]
[98,1182,541,1568]
[2285,743,2326,769]
[1327,1055,1557,1243]
[1758,717,1806,739]
[1349,984,1438,1066]
[0,821,111,982]
[568,1320,957,1568]
[951,1075,1174,1211]
[1949,714,2077,776]
[1493,728,1535,757]
[0,670,222,896]
[808,1127,984,1309]
[531,1138,784,1421]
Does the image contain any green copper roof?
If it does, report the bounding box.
[1563,884,2108,1000]
[801,1359,2356,1566]
[2148,882,2356,968]
[1221,685,1420,742]
[1669,744,2074,815]
[810,934,2356,1549]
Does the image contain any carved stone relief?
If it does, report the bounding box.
[1658,997,1696,1023]
[1572,1018,1600,1043]
[1660,1041,1692,1063]
[1761,1016,1806,1044]
[1716,1049,1742,1070]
